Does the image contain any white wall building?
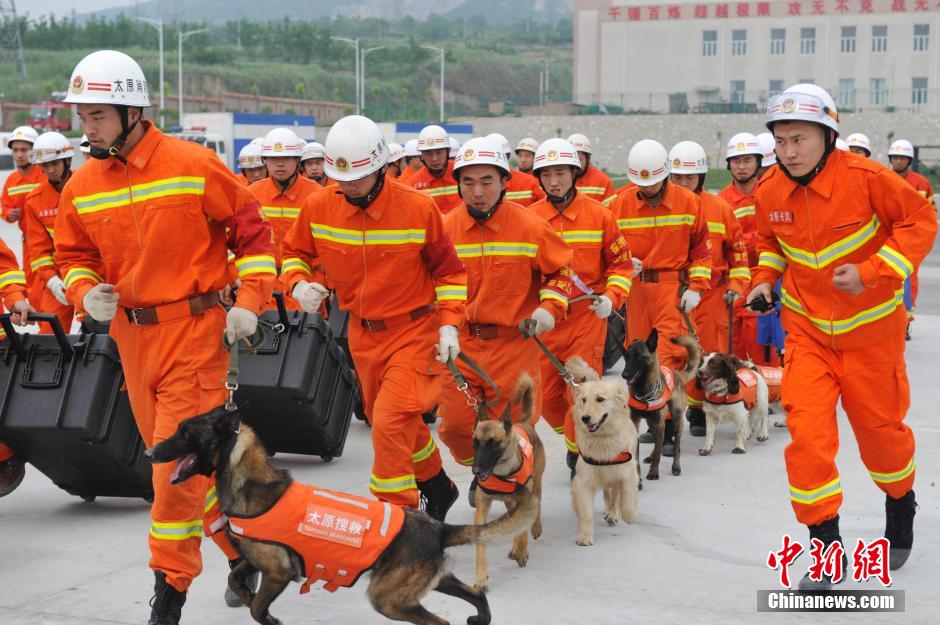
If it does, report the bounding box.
[574,0,940,114]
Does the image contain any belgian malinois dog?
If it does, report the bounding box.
[620,329,701,484]
[146,405,535,625]
[470,373,545,591]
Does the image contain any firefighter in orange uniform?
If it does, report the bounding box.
[398,139,423,184]
[386,142,406,178]
[2,126,45,299]
[282,115,465,521]
[409,125,461,214]
[54,51,276,624]
[439,136,572,502]
[515,137,539,175]
[749,84,936,590]
[237,142,267,185]
[567,133,616,206]
[528,138,632,467]
[300,140,331,186]
[486,133,545,207]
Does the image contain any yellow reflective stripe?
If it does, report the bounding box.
[226,250,236,262]
[150,520,203,541]
[427,185,458,197]
[728,267,752,280]
[687,396,703,407]
[917,189,927,197]
[551,425,564,434]
[63,267,103,288]
[505,190,533,200]
[458,456,474,466]
[565,436,579,453]
[539,289,568,305]
[601,194,616,207]
[261,206,301,219]
[778,216,879,271]
[235,254,277,277]
[869,458,915,484]
[617,214,695,229]
[369,473,417,493]
[30,256,55,271]
[45,226,55,237]
[454,241,537,258]
[311,223,426,246]
[876,245,914,280]
[561,230,603,243]
[758,251,787,272]
[73,176,205,215]
[435,285,467,302]
[576,186,606,194]
[734,205,755,219]
[281,257,312,275]
[780,287,904,335]
[606,275,632,293]
[0,270,27,288]
[688,266,711,280]
[789,477,842,505]
[204,486,218,514]
[7,183,39,196]
[411,436,437,464]
[707,221,726,235]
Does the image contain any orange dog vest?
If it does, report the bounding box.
[704,368,760,410]
[756,365,783,403]
[628,366,675,411]
[478,426,534,494]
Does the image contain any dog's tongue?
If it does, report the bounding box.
[171,454,197,483]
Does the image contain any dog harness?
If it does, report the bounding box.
[581,448,633,466]
[478,426,535,494]
[704,368,760,410]
[628,366,675,411]
[756,366,783,403]
[227,482,405,593]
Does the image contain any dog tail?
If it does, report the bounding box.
[564,356,600,384]
[513,372,536,425]
[441,489,537,549]
[670,335,702,385]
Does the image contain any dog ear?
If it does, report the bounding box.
[646,328,659,352]
[500,404,513,434]
[214,404,245,433]
[725,361,740,395]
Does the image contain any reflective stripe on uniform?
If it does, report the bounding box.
[689,265,712,280]
[427,185,458,197]
[869,457,915,485]
[606,274,632,294]
[539,289,568,305]
[73,176,205,215]
[601,195,616,206]
[150,520,203,541]
[235,254,277,277]
[561,230,603,243]
[281,257,312,275]
[687,396,703,407]
[576,186,606,195]
[435,285,467,302]
[369,473,417,494]
[729,267,752,281]
[780,287,904,335]
[311,224,426,246]
[63,267,103,289]
[30,256,55,271]
[777,215,879,271]
[458,456,474,466]
[876,245,914,281]
[204,486,219,513]
[564,435,578,453]
[758,251,787,273]
[0,270,26,288]
[789,477,842,505]
[454,242,537,258]
[733,205,755,219]
[617,214,696,230]
[411,436,437,464]
[6,183,39,196]
[262,206,301,219]
[707,221,726,235]
[505,190,533,200]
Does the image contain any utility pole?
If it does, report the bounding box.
[178,28,209,124]
[422,45,445,123]
[332,37,360,115]
[135,17,165,128]
[0,1,28,79]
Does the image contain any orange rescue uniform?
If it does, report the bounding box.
[529,193,633,454]
[753,149,937,527]
[897,169,934,308]
[505,169,546,207]
[55,122,276,592]
[576,164,616,207]
[2,164,45,292]
[0,240,27,464]
[282,180,466,508]
[409,161,461,214]
[440,201,572,467]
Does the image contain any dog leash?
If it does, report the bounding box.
[221,320,281,412]
[568,294,626,322]
[677,285,699,341]
[446,352,500,414]
[518,318,579,388]
[727,295,735,355]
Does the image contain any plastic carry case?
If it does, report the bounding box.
[0,314,152,502]
[235,294,359,460]
[325,294,368,422]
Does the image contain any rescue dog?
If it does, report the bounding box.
[566,357,639,546]
[471,372,545,591]
[695,352,770,455]
[620,329,701,482]
[147,405,535,625]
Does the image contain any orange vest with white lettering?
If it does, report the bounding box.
[628,367,675,411]
[228,482,405,593]
[704,368,759,410]
[756,365,783,403]
[478,426,535,494]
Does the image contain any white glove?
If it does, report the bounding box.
[631,257,643,278]
[723,289,742,305]
[46,276,69,306]
[436,325,460,364]
[292,280,328,313]
[225,306,258,343]
[589,294,612,319]
[82,283,119,321]
[529,307,555,335]
[680,289,702,313]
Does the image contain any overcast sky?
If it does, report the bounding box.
[26,1,132,18]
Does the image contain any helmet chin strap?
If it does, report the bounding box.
[344,167,387,209]
[539,166,579,206]
[466,189,507,222]
[90,106,140,162]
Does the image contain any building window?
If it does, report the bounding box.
[770,29,786,55]
[732,30,747,56]
[872,25,887,53]
[800,28,815,55]
[870,78,887,106]
[838,79,856,109]
[769,80,784,96]
[730,80,746,105]
[702,30,717,57]
[914,24,929,52]
[841,26,856,54]
[912,77,928,105]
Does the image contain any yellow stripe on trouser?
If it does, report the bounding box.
[150,520,204,541]
[458,456,474,466]
[869,457,915,485]
[565,435,579,453]
[370,473,417,493]
[687,396,703,407]
[411,437,437,464]
[204,486,218,514]
[789,477,842,505]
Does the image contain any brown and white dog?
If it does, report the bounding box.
[695,352,771,455]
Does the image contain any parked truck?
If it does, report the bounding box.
[180,112,316,170]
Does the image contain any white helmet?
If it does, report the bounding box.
[417,124,449,151]
[888,139,915,159]
[301,140,326,162]
[567,133,592,154]
[515,137,539,154]
[387,142,405,163]
[250,137,265,147]
[627,139,669,186]
[404,139,420,157]
[835,138,849,151]
[6,126,39,148]
[64,50,151,107]
[453,137,511,179]
[448,136,460,158]
[845,133,871,154]
[31,132,74,164]
[238,142,264,170]
[757,132,777,167]
[532,138,582,173]
[485,133,512,156]
[79,134,91,154]
[668,141,708,175]
[766,83,839,135]
[725,132,763,161]
[324,114,389,182]
[262,128,302,158]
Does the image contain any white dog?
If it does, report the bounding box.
[695,352,770,455]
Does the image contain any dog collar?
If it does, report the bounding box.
[581,449,633,466]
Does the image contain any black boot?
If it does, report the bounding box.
[661,418,676,457]
[639,426,655,444]
[418,469,458,522]
[886,490,916,570]
[686,407,706,437]
[149,571,186,625]
[566,450,578,480]
[224,558,260,608]
[798,516,846,591]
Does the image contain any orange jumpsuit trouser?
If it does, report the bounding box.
[438,331,542,466]
[30,275,75,334]
[348,313,443,508]
[540,304,607,455]
[783,330,915,527]
[692,280,732,355]
[111,305,239,592]
[626,280,689,373]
